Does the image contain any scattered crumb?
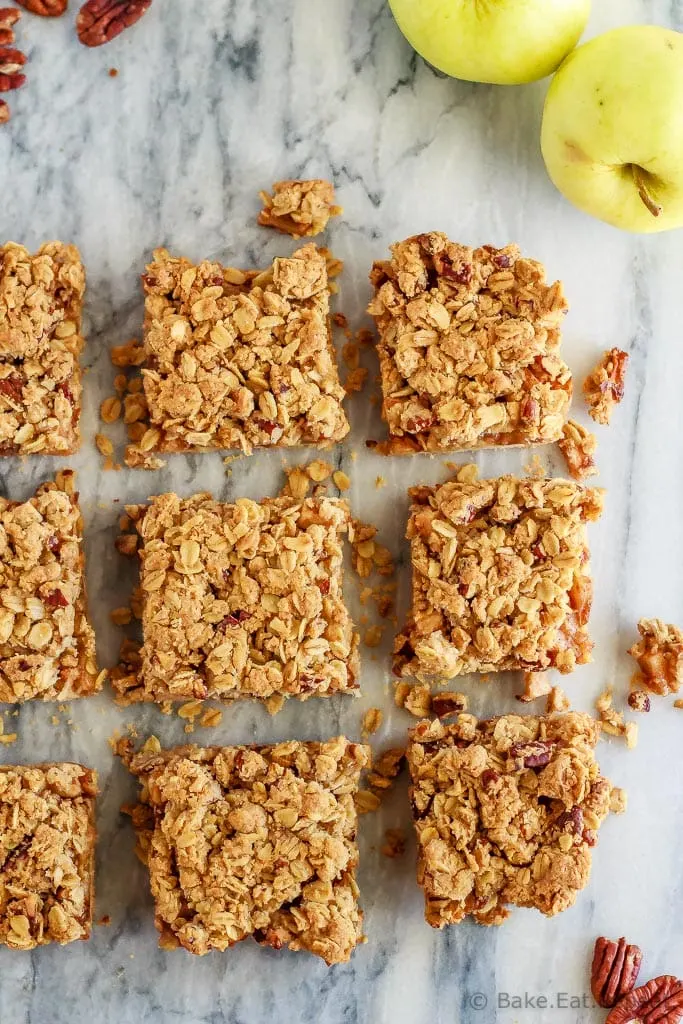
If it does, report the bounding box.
[403,684,432,719]
[518,671,552,703]
[264,693,285,716]
[257,179,341,239]
[110,607,132,626]
[354,789,381,815]
[361,707,383,739]
[595,687,638,748]
[381,828,406,859]
[98,915,112,926]
[546,686,571,713]
[609,787,628,815]
[628,618,683,696]
[583,348,629,425]
[367,748,405,793]
[524,454,545,479]
[199,707,222,729]
[100,396,122,423]
[430,691,468,718]
[675,700,683,710]
[95,433,114,457]
[558,420,598,480]
[375,476,386,489]
[627,690,651,713]
[108,68,118,78]
[393,681,411,709]
[363,625,384,649]
[333,470,350,491]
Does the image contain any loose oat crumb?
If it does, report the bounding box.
[110,607,132,626]
[333,470,350,491]
[518,671,553,703]
[546,686,571,713]
[595,687,638,748]
[361,707,383,738]
[375,476,386,489]
[95,433,114,457]
[111,340,145,368]
[344,367,368,396]
[609,787,628,815]
[368,748,406,794]
[265,694,285,716]
[524,454,546,479]
[627,690,651,713]
[430,691,468,718]
[394,681,411,710]
[628,618,683,696]
[403,684,432,719]
[198,707,222,729]
[354,789,381,815]
[364,625,384,649]
[558,420,598,480]
[258,179,341,239]
[674,700,683,710]
[381,828,406,859]
[583,348,629,425]
[100,396,122,423]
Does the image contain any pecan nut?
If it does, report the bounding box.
[15,0,68,15]
[0,46,26,92]
[607,976,683,1024]
[0,98,8,124]
[76,0,152,47]
[0,6,20,44]
[591,936,643,1008]
[508,739,554,769]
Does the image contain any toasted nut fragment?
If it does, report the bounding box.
[591,935,642,1008]
[361,707,383,738]
[381,828,406,859]
[628,618,683,696]
[627,690,650,713]
[430,691,468,718]
[584,348,629,425]
[558,420,598,480]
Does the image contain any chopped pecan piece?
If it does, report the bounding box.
[628,618,683,696]
[606,975,683,1024]
[0,45,26,91]
[508,739,554,769]
[558,419,598,480]
[431,691,468,718]
[591,936,643,1008]
[76,0,152,47]
[584,347,629,425]
[15,0,67,14]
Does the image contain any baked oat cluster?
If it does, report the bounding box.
[628,618,683,696]
[583,348,629,426]
[0,241,85,455]
[0,762,97,949]
[258,179,342,238]
[406,712,613,927]
[113,491,359,705]
[394,472,604,680]
[125,243,348,466]
[0,472,98,703]
[127,737,369,964]
[367,233,572,454]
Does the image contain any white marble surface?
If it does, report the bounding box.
[1,1,683,1021]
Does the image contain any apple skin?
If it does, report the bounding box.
[541,25,683,233]
[388,0,591,85]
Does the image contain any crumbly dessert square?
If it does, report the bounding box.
[394,474,603,680]
[0,241,85,455]
[258,179,342,238]
[366,233,572,454]
[125,243,349,466]
[113,491,359,705]
[0,471,99,702]
[406,712,613,927]
[127,737,369,964]
[0,762,97,948]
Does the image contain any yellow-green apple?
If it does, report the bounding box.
[541,25,683,232]
[388,0,591,85]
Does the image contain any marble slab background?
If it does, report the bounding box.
[1,1,683,1022]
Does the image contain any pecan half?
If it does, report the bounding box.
[0,6,20,43]
[606,975,683,1024]
[0,46,26,91]
[76,0,152,47]
[591,936,643,1008]
[15,0,67,15]
[508,740,554,769]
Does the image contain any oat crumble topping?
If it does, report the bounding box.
[583,348,629,426]
[0,472,98,703]
[112,491,359,705]
[394,474,603,681]
[628,618,683,696]
[0,242,85,455]
[0,762,97,949]
[127,737,368,965]
[407,712,613,927]
[367,233,571,454]
[258,180,342,239]
[124,244,348,466]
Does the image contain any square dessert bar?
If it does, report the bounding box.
[0,241,85,455]
[367,233,572,454]
[0,471,98,703]
[128,737,369,964]
[407,712,613,927]
[125,243,349,466]
[113,491,359,704]
[394,474,603,680]
[0,762,97,948]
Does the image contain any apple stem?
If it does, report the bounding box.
[632,166,662,218]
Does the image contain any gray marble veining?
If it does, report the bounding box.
[1,1,683,1021]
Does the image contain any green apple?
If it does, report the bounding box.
[541,25,683,232]
[388,0,591,85]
